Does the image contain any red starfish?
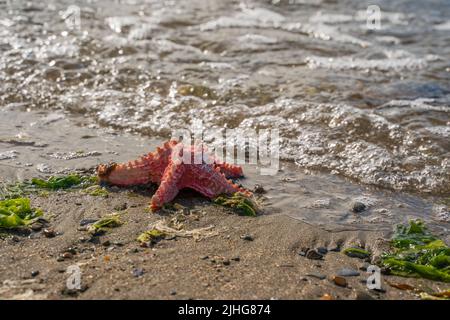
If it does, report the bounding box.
[97,140,250,210]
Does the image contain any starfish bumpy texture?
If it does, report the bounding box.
[97,140,250,210]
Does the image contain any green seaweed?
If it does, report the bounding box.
[381,220,450,283]
[31,174,96,190]
[88,213,122,234]
[0,181,35,200]
[0,198,43,228]
[82,185,109,197]
[137,229,166,244]
[0,174,98,200]
[213,192,258,217]
[343,247,371,259]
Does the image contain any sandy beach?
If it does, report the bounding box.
[1,0,449,300]
[0,108,448,300]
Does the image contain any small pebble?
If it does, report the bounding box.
[65,247,77,254]
[114,203,127,211]
[231,256,240,262]
[62,252,73,259]
[170,290,177,295]
[355,290,375,300]
[359,262,370,271]
[43,228,56,238]
[240,234,253,241]
[30,223,43,231]
[132,268,145,277]
[337,268,360,277]
[31,270,40,277]
[102,240,111,247]
[352,201,367,213]
[200,255,209,260]
[317,247,328,255]
[306,272,326,280]
[79,219,97,226]
[222,259,230,266]
[306,249,323,260]
[332,275,347,287]
[329,246,341,252]
[253,184,266,194]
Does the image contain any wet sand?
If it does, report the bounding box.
[0,108,449,300]
[0,190,448,300]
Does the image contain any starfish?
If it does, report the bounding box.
[97,140,250,210]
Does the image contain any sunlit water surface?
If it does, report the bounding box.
[0,0,449,231]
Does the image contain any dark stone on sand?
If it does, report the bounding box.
[65,247,77,255]
[317,247,328,255]
[62,252,73,259]
[56,256,64,262]
[170,290,177,295]
[355,290,375,300]
[240,234,254,241]
[351,201,367,213]
[132,268,145,277]
[359,262,370,271]
[371,287,386,293]
[114,203,128,211]
[223,259,230,266]
[31,270,39,277]
[200,255,209,260]
[232,256,240,262]
[43,228,56,238]
[88,236,100,244]
[337,268,360,277]
[253,184,266,194]
[102,240,111,247]
[306,272,326,280]
[31,222,43,231]
[80,219,98,226]
[329,246,341,252]
[306,249,323,260]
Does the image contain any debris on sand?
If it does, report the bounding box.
[213,192,259,217]
[137,229,167,245]
[87,213,122,234]
[0,198,43,229]
[137,218,218,246]
[381,219,450,283]
[82,185,109,197]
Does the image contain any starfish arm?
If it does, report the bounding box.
[97,156,154,186]
[214,162,244,178]
[181,165,248,199]
[150,158,185,210]
[97,141,180,186]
